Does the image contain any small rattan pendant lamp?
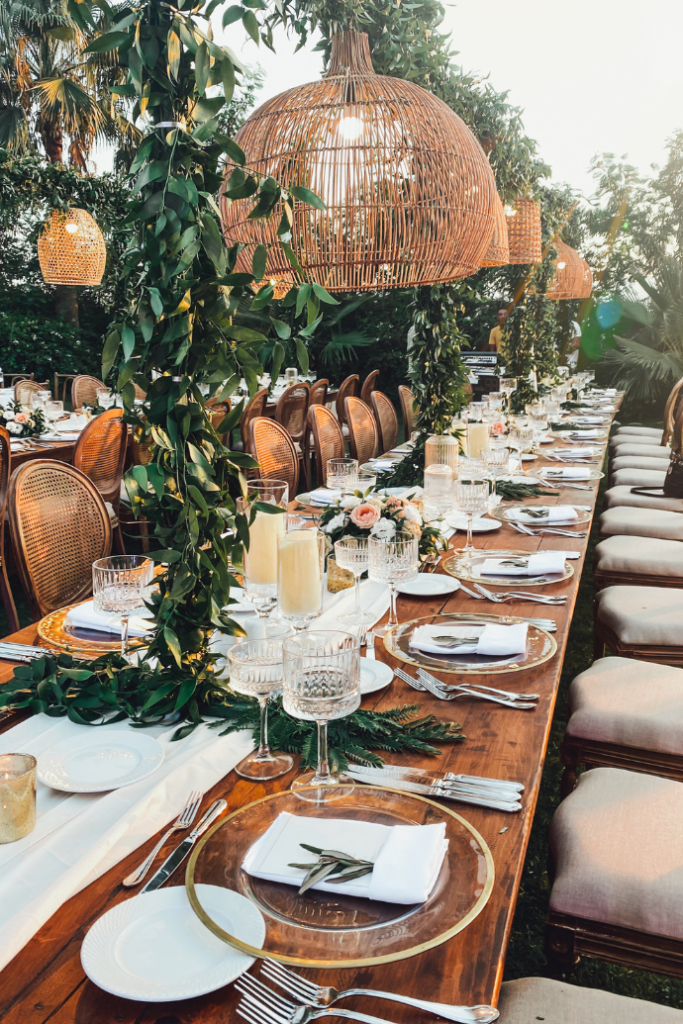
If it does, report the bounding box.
[506,196,542,264]
[546,239,592,299]
[220,30,498,292]
[37,208,106,287]
[480,193,509,267]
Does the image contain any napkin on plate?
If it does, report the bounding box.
[569,430,600,439]
[560,447,598,457]
[242,811,448,905]
[575,416,606,424]
[508,505,578,524]
[409,622,528,657]
[370,459,398,472]
[308,488,342,506]
[66,600,153,637]
[542,467,590,480]
[480,552,566,576]
[59,415,88,432]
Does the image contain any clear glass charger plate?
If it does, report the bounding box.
[488,504,592,525]
[535,467,604,483]
[383,611,556,675]
[186,786,494,969]
[37,604,146,659]
[442,549,574,587]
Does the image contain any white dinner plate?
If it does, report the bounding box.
[520,453,538,461]
[360,659,394,694]
[81,885,265,1001]
[445,513,502,533]
[396,574,461,596]
[38,731,164,793]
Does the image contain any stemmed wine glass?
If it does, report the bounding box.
[453,479,489,555]
[227,638,294,781]
[334,537,374,626]
[282,630,360,801]
[483,447,510,508]
[367,533,419,638]
[92,555,154,658]
[44,400,64,429]
[236,480,288,621]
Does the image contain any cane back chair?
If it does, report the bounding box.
[0,426,18,632]
[9,460,112,619]
[309,379,329,408]
[398,384,417,439]
[276,382,310,489]
[237,388,269,451]
[360,369,380,406]
[71,375,105,411]
[249,417,299,496]
[309,405,345,486]
[335,374,360,435]
[206,396,232,446]
[345,396,378,465]
[15,379,49,404]
[371,391,399,453]
[73,409,128,553]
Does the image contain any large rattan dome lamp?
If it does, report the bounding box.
[546,239,593,299]
[480,193,509,267]
[505,196,542,264]
[37,208,106,287]
[220,30,498,292]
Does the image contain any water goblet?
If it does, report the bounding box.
[283,630,360,801]
[483,447,510,507]
[44,400,64,428]
[453,479,489,554]
[278,527,325,631]
[236,479,288,621]
[334,538,374,626]
[96,389,115,410]
[326,457,358,492]
[92,555,154,658]
[368,533,419,639]
[227,638,294,781]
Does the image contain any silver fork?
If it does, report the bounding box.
[122,789,201,886]
[510,522,587,538]
[261,958,499,1024]
[236,972,415,1024]
[417,666,539,702]
[473,582,565,605]
[395,666,537,709]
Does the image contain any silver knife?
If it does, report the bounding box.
[349,762,524,795]
[140,798,227,893]
[347,769,521,813]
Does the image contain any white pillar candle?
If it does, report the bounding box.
[278,530,322,616]
[467,422,490,459]
[245,511,285,586]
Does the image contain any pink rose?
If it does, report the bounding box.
[14,412,28,424]
[385,496,404,509]
[349,503,381,529]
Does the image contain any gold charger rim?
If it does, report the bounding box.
[441,549,575,588]
[383,610,557,675]
[185,784,495,969]
[37,604,145,658]
[488,504,592,525]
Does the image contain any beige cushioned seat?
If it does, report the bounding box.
[549,767,683,938]
[611,467,667,488]
[595,535,683,578]
[612,425,663,440]
[567,656,683,754]
[603,485,683,514]
[499,976,683,1023]
[596,585,683,646]
[600,506,683,540]
[611,442,670,458]
[611,455,672,473]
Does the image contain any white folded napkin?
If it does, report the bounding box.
[569,430,600,438]
[39,432,75,441]
[575,416,606,424]
[308,487,341,506]
[59,415,88,432]
[561,447,598,457]
[508,505,578,524]
[542,467,590,480]
[480,552,566,576]
[66,600,153,637]
[370,459,398,471]
[409,622,528,657]
[390,446,412,455]
[242,811,448,905]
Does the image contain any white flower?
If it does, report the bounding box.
[324,513,347,534]
[402,503,422,526]
[5,421,22,435]
[3,410,15,422]
[365,496,384,510]
[370,517,396,540]
[340,495,361,510]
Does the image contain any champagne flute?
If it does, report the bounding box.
[283,630,360,801]
[237,480,288,621]
[334,537,374,626]
[92,555,154,658]
[453,479,489,554]
[227,638,294,780]
[368,533,419,638]
[483,447,510,507]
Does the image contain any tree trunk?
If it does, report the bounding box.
[37,115,63,164]
[54,286,79,326]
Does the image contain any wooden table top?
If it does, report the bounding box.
[0,407,617,1023]
[10,440,76,468]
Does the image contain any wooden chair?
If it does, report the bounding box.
[371,391,398,453]
[275,382,310,488]
[8,460,112,620]
[593,584,683,665]
[309,379,329,407]
[335,374,360,436]
[0,427,18,632]
[309,405,345,486]
[345,396,378,465]
[207,396,232,446]
[360,369,380,406]
[249,417,299,496]
[237,388,269,451]
[119,431,154,553]
[73,410,128,554]
[14,379,49,405]
[398,384,417,439]
[71,375,104,411]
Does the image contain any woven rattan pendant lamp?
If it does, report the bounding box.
[480,193,509,267]
[220,31,498,292]
[505,196,542,264]
[546,239,592,299]
[37,208,106,287]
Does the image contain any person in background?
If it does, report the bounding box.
[565,319,581,369]
[488,308,509,353]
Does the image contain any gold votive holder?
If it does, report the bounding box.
[326,554,354,593]
[0,753,37,844]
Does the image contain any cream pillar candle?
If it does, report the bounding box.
[0,754,36,844]
[467,421,490,459]
[278,530,322,618]
[245,511,285,586]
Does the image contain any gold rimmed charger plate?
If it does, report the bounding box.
[383,611,556,675]
[536,467,604,483]
[489,504,592,526]
[186,785,493,969]
[37,604,144,659]
[442,549,574,587]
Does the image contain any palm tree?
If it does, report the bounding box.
[0,0,136,169]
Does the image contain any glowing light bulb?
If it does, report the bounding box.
[65,223,79,234]
[557,261,566,269]
[338,115,365,141]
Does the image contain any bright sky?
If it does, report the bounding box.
[213,0,683,198]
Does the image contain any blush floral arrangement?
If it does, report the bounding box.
[0,402,46,438]
[319,492,444,559]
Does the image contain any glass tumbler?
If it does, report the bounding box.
[0,753,36,844]
[278,528,324,631]
[326,457,358,492]
[237,480,288,621]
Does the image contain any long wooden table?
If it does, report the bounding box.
[0,412,617,1023]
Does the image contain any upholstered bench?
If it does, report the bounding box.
[599,506,683,541]
[594,584,683,664]
[499,976,683,1022]
[603,485,683,514]
[561,657,683,797]
[548,767,683,977]
[594,536,683,588]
